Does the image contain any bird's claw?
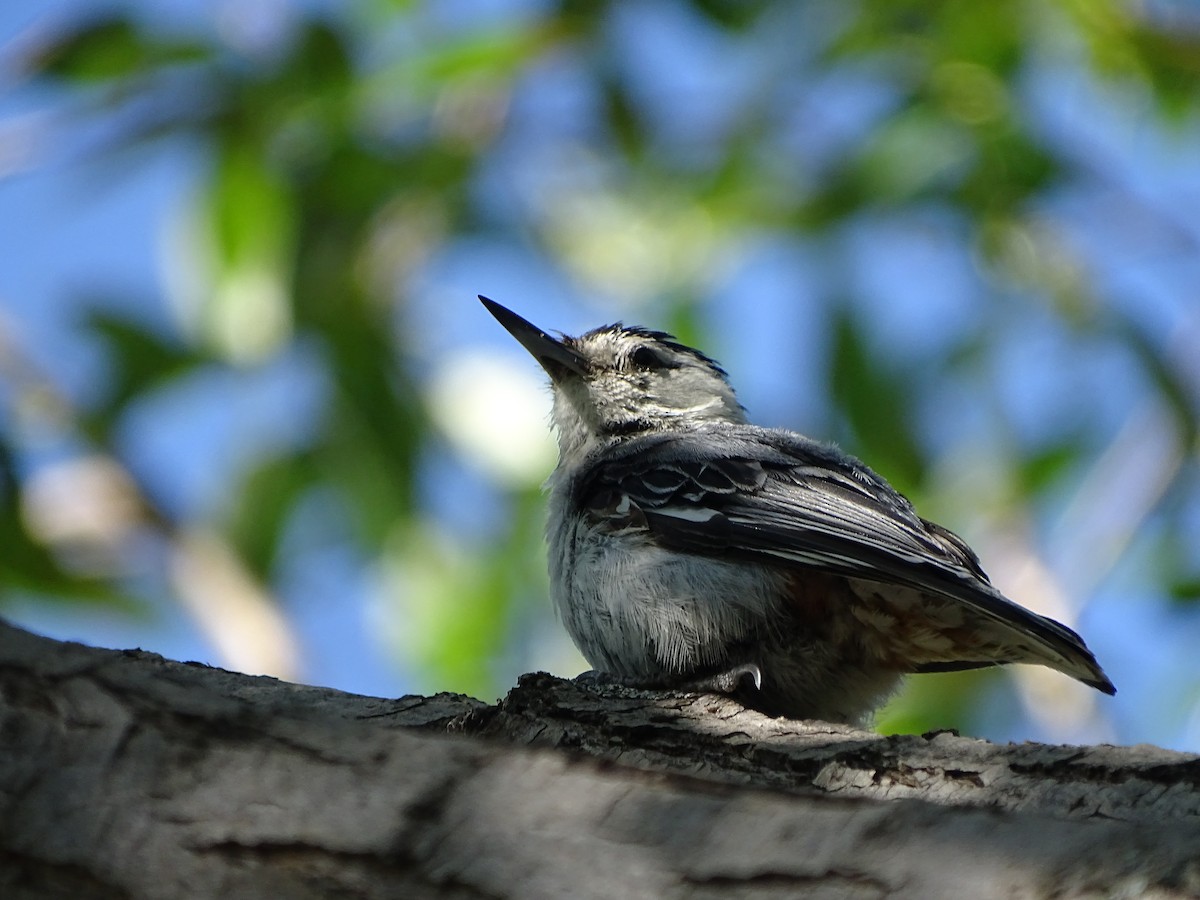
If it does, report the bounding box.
[681,662,763,695]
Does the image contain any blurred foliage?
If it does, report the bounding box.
[3,0,1200,739]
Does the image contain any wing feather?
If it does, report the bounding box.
[576,423,1114,694]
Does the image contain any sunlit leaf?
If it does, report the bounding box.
[200,143,296,361]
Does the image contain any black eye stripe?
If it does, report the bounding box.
[629,346,669,370]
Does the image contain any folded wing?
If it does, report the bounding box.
[577,423,1115,694]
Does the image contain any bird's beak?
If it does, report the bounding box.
[480,296,589,379]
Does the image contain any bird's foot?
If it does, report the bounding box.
[678,662,763,694]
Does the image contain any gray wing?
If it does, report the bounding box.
[577,424,1115,694]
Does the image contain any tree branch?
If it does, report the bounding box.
[1,619,1197,899]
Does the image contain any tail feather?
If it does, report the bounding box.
[911,606,1116,696]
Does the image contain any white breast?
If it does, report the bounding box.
[547,509,788,679]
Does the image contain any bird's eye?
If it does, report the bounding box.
[628,346,667,371]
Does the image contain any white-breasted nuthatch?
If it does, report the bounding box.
[481,297,1115,723]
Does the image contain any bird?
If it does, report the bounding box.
[480,296,1115,724]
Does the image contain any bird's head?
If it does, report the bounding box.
[481,297,745,462]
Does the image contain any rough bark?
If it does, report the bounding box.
[1,619,1197,899]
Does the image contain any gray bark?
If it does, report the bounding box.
[1,619,1197,899]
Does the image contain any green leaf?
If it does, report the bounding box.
[877,668,1002,736]
[828,307,925,490]
[210,143,294,270]
[82,310,206,441]
[857,105,977,201]
[0,445,141,611]
[692,0,765,29]
[280,22,355,94]
[226,455,319,578]
[1017,438,1085,496]
[35,16,210,82]
[1169,577,1200,605]
[1111,315,1199,451]
[956,129,1059,217]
